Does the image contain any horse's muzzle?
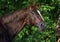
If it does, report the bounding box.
[36,22,46,31]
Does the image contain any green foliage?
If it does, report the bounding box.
[0,0,60,42]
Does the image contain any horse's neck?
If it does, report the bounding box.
[0,9,28,38]
[1,9,27,23]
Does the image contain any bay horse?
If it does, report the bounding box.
[56,15,60,42]
[0,1,45,42]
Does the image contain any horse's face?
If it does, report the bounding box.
[28,3,46,31]
[30,10,45,31]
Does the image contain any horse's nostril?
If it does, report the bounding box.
[41,24,43,27]
[41,24,44,27]
[40,23,45,31]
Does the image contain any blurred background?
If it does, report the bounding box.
[0,0,60,42]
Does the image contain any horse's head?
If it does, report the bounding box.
[26,3,46,31]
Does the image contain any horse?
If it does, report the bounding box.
[0,0,45,42]
[56,15,60,42]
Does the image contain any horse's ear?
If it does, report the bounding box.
[29,0,40,10]
[35,3,40,9]
[29,0,34,10]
